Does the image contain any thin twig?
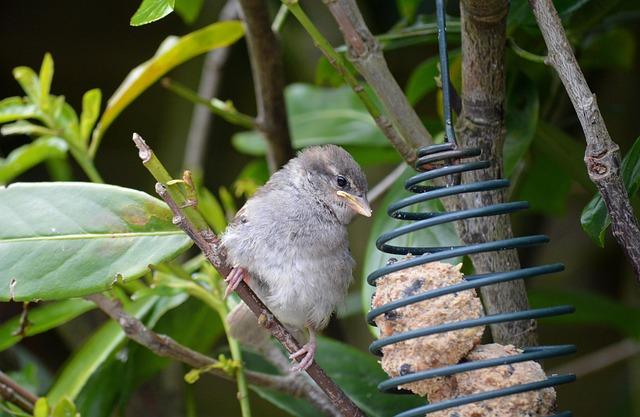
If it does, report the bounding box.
[530,0,640,280]
[86,293,338,416]
[183,0,239,174]
[237,0,294,172]
[368,163,406,203]
[163,78,255,129]
[322,0,432,152]
[0,370,37,414]
[551,338,640,378]
[133,134,364,417]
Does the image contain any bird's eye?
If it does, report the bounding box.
[336,175,347,188]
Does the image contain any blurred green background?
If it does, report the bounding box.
[1,0,640,416]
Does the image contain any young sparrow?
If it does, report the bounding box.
[222,145,370,371]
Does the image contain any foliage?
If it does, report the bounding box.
[0,0,639,416]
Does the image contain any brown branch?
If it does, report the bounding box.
[551,338,640,378]
[323,0,431,152]
[86,293,340,416]
[154,182,364,416]
[237,0,294,172]
[0,370,38,414]
[183,0,239,173]
[529,0,640,279]
[443,0,537,347]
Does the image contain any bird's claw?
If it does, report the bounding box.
[224,267,246,299]
[289,340,316,372]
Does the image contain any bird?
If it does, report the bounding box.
[221,144,370,371]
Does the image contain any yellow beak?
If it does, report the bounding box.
[337,190,372,217]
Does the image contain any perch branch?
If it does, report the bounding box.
[237,0,294,172]
[529,0,640,279]
[133,134,364,417]
[282,0,415,164]
[87,293,340,416]
[322,0,431,152]
[183,0,239,173]
[0,370,37,414]
[446,0,538,347]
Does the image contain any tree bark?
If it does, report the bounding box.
[451,0,538,347]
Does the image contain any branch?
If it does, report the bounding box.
[183,0,239,174]
[133,134,364,417]
[0,370,38,414]
[323,0,431,152]
[551,338,640,378]
[445,0,538,347]
[237,0,294,172]
[87,293,339,416]
[529,0,640,279]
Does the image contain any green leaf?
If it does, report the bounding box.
[534,121,591,191]
[51,398,76,417]
[175,0,204,24]
[251,387,319,417]
[39,53,54,107]
[581,136,640,246]
[33,398,49,417]
[581,28,635,70]
[396,0,423,21]
[361,167,462,324]
[514,149,571,216]
[47,295,158,404]
[130,0,175,26]
[0,299,95,351]
[504,75,539,177]
[232,84,391,157]
[529,289,640,339]
[0,97,39,124]
[13,67,40,102]
[0,137,68,184]
[92,21,244,152]
[0,120,56,137]
[316,337,425,416]
[405,55,439,106]
[0,182,192,301]
[198,187,228,234]
[79,89,101,143]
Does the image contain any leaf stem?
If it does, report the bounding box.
[162,78,255,129]
[69,147,104,183]
[507,37,547,64]
[271,4,289,32]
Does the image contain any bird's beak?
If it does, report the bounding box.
[336,190,372,217]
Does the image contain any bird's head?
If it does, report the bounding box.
[294,145,371,224]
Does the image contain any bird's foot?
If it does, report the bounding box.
[224,267,247,299]
[289,339,316,372]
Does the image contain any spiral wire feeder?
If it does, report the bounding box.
[366,1,576,416]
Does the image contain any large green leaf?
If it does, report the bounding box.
[0,299,95,351]
[581,136,640,246]
[534,122,592,191]
[503,74,539,177]
[514,149,571,216]
[232,84,392,163]
[0,182,192,301]
[405,55,438,106]
[0,137,68,184]
[91,21,244,152]
[316,337,425,416]
[361,167,462,324]
[47,295,159,404]
[581,28,635,70]
[130,0,175,26]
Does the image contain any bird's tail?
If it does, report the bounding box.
[227,302,270,346]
